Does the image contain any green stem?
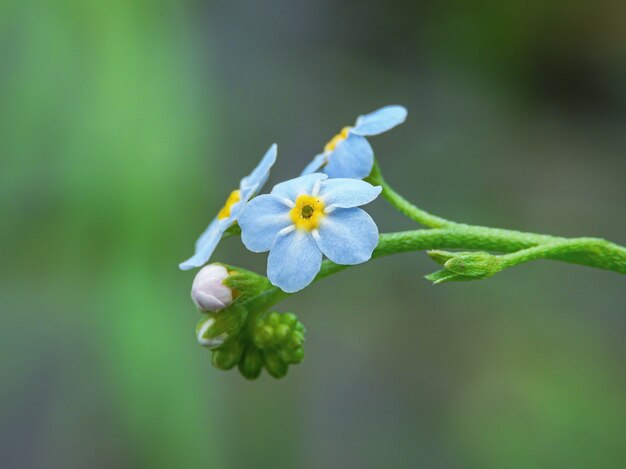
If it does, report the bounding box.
[496,237,626,272]
[379,230,626,273]
[366,160,451,228]
[245,228,625,315]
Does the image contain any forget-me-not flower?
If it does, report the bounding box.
[179,144,277,271]
[301,105,407,180]
[238,173,382,292]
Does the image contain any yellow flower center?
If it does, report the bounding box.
[324,126,351,153]
[289,194,325,231]
[217,189,241,220]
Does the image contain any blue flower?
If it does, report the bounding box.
[179,144,277,271]
[302,105,407,180]
[238,173,382,292]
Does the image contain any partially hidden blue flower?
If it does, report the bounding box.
[238,173,382,293]
[179,144,277,271]
[301,105,407,180]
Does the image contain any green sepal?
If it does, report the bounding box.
[427,250,457,265]
[424,268,469,284]
[221,264,273,300]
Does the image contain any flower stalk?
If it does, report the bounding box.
[365,160,450,228]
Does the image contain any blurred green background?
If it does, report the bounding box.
[2,0,625,467]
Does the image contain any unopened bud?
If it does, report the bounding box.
[212,339,244,370]
[263,350,288,378]
[444,252,500,278]
[425,251,502,284]
[253,311,305,351]
[238,346,263,380]
[191,264,233,312]
[251,311,305,379]
[196,317,228,349]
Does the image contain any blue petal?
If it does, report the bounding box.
[352,105,407,136]
[179,218,229,270]
[324,134,373,180]
[315,208,378,265]
[268,229,322,293]
[225,199,245,221]
[240,143,277,193]
[300,153,326,176]
[180,144,277,271]
[238,194,292,252]
[271,173,328,201]
[320,178,382,209]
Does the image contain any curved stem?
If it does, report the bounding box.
[366,160,451,228]
[496,237,626,273]
[371,229,625,274]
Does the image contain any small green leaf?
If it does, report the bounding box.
[427,250,457,265]
[222,265,272,299]
[425,268,461,284]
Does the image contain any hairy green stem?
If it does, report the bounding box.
[245,228,625,316]
[322,229,626,277]
[496,238,626,272]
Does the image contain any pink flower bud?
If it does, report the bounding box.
[191,264,233,312]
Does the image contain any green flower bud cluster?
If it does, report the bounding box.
[251,312,305,378]
[425,250,502,284]
[208,311,305,380]
[192,264,303,379]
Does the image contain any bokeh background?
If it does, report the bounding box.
[2,1,625,467]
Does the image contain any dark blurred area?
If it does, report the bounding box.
[1,0,625,468]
